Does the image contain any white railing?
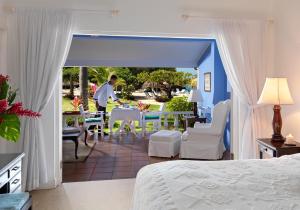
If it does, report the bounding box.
[63,110,194,131]
[162,111,193,130]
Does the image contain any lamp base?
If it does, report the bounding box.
[271,105,285,142]
[271,134,285,142]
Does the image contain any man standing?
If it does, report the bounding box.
[93,75,123,122]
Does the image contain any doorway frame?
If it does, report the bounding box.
[57,31,237,184]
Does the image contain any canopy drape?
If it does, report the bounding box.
[7,8,74,190]
[214,20,272,159]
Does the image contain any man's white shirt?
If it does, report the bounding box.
[93,82,118,107]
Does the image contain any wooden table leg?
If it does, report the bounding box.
[72,137,79,159]
[84,130,88,146]
[259,150,263,159]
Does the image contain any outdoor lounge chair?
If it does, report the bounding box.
[79,105,105,142]
[141,103,166,136]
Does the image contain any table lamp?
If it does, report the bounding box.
[188,88,203,119]
[257,78,294,142]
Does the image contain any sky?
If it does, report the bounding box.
[176,68,197,75]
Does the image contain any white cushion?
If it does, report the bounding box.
[150,130,181,142]
[63,127,81,134]
[149,130,181,157]
[186,127,220,136]
[194,122,211,129]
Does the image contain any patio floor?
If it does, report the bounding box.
[63,132,231,182]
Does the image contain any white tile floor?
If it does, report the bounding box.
[31,179,135,210]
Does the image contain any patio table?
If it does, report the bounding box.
[62,128,83,159]
[109,107,141,135]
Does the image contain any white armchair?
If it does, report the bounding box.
[180,100,231,160]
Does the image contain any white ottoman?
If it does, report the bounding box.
[148,130,181,157]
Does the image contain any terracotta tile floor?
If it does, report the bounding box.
[63,133,231,183]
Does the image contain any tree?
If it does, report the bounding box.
[62,67,79,98]
[128,67,176,89]
[88,67,110,86]
[114,68,136,85]
[128,67,175,75]
[80,67,89,110]
[113,67,138,99]
[137,70,193,99]
[191,77,198,88]
[115,77,126,92]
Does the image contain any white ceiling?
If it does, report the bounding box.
[65,35,211,67]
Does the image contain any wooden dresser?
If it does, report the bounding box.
[0,153,25,194]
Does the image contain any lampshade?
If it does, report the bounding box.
[188,89,203,103]
[257,78,294,105]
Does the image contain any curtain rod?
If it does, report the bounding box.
[181,14,274,23]
[3,6,120,16]
[72,9,120,16]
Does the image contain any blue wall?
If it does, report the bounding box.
[197,41,231,149]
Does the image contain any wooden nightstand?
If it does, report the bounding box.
[256,138,300,159]
[183,116,207,130]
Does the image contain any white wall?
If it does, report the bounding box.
[0,30,6,73]
[273,0,300,141]
[0,10,6,73]
[1,0,274,36]
[0,8,8,144]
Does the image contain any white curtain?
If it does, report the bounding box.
[7,8,74,191]
[214,20,272,159]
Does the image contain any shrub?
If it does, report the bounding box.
[167,97,193,112]
[167,97,193,126]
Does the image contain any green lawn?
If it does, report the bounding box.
[62,97,171,132]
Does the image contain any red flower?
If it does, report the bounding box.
[0,99,8,113]
[7,102,41,118]
[0,75,9,86]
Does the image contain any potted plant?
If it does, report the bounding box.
[0,75,40,142]
[70,96,81,111]
[137,101,151,112]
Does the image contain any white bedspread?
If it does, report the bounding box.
[132,154,300,210]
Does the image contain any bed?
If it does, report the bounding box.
[132,154,300,210]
